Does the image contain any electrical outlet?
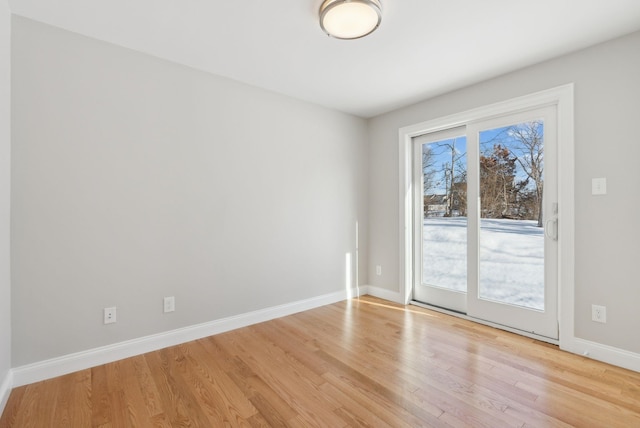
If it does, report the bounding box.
[591,178,607,195]
[164,296,175,313]
[104,307,116,324]
[376,265,382,276]
[592,304,606,323]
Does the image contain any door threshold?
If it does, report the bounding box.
[410,300,559,345]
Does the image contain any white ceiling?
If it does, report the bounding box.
[9,0,640,118]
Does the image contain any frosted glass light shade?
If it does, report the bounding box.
[319,0,382,40]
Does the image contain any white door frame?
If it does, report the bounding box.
[398,84,575,347]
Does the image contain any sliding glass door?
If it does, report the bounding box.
[413,106,558,339]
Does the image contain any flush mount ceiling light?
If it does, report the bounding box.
[319,0,382,40]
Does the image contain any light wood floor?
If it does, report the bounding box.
[2,296,640,427]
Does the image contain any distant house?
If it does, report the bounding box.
[424,194,447,217]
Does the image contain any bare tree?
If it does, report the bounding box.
[422,144,436,195]
[507,121,544,226]
[438,139,466,217]
[422,145,438,217]
[420,138,467,217]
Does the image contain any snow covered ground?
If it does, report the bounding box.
[422,217,544,310]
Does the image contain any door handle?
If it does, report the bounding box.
[545,217,558,241]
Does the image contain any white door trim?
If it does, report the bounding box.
[398,84,574,347]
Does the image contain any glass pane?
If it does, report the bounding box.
[421,137,467,292]
[478,121,544,310]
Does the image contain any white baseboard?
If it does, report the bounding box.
[12,289,355,387]
[359,285,404,304]
[561,337,640,373]
[8,287,639,390]
[0,369,13,417]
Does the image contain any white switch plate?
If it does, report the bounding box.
[592,178,607,195]
[104,307,116,324]
[376,265,382,276]
[164,296,175,313]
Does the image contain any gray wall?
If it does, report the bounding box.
[9,13,640,369]
[11,17,368,366]
[368,30,640,353]
[0,0,11,388]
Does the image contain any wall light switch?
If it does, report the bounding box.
[592,177,607,195]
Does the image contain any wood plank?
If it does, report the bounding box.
[0,386,26,428]
[176,340,257,425]
[143,347,216,426]
[215,327,347,427]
